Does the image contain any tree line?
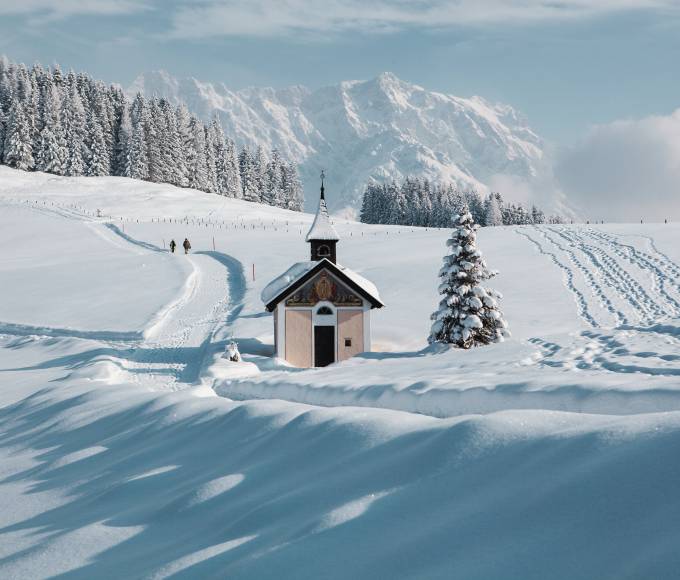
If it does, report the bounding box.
[0,57,303,211]
[360,178,565,227]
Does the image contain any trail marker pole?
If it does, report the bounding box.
[212,236,216,251]
[252,264,255,281]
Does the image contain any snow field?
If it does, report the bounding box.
[2,346,680,579]
[2,167,680,577]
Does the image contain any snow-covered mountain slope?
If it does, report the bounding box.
[2,167,680,578]
[129,71,546,214]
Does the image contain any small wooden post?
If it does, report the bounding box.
[212,236,216,251]
[252,264,256,281]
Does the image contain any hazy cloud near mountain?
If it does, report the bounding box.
[556,110,680,222]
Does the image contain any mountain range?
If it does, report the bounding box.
[128,71,547,215]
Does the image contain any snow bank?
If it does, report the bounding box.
[2,342,680,578]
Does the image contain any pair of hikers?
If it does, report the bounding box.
[169,238,191,254]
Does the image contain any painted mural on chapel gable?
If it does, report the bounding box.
[285,271,363,307]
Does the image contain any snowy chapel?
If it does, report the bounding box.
[261,174,384,367]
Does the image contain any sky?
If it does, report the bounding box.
[1,0,680,219]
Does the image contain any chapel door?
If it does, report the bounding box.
[314,326,335,367]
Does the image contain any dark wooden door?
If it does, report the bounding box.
[314,326,335,367]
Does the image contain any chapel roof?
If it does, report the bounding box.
[261,259,383,311]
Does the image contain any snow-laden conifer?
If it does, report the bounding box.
[36,84,66,174]
[203,124,218,193]
[84,112,109,176]
[127,118,148,180]
[186,116,208,191]
[114,102,132,177]
[239,145,259,202]
[3,100,34,170]
[483,193,503,226]
[283,161,303,211]
[224,138,242,198]
[265,148,284,206]
[429,212,509,348]
[62,82,85,176]
[146,99,164,183]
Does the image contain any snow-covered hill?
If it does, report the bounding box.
[129,71,547,214]
[2,167,680,578]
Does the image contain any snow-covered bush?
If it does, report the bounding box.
[225,341,242,362]
[429,212,510,348]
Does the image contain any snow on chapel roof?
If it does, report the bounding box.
[305,175,339,242]
[261,260,383,309]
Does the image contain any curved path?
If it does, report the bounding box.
[0,199,245,393]
[99,229,245,391]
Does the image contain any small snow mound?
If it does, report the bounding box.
[127,465,180,482]
[317,490,392,532]
[151,535,256,578]
[187,474,245,507]
[51,446,107,469]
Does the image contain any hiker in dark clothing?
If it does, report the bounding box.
[183,238,191,254]
[169,239,177,253]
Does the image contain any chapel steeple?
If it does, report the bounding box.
[306,170,339,263]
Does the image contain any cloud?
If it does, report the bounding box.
[555,110,680,222]
[166,0,679,39]
[0,0,148,19]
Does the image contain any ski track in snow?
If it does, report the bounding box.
[517,225,680,382]
[548,227,666,324]
[520,225,680,329]
[514,228,597,328]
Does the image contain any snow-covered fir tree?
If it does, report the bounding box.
[239,145,259,202]
[211,115,229,195]
[283,161,303,211]
[61,81,86,176]
[253,145,267,198]
[186,115,208,191]
[127,117,148,180]
[223,138,242,198]
[145,99,163,183]
[3,100,34,170]
[114,101,132,177]
[483,193,503,226]
[84,111,109,176]
[265,148,284,206]
[203,123,218,193]
[429,212,510,348]
[36,84,66,174]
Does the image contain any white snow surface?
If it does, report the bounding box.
[305,197,340,241]
[2,166,680,578]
